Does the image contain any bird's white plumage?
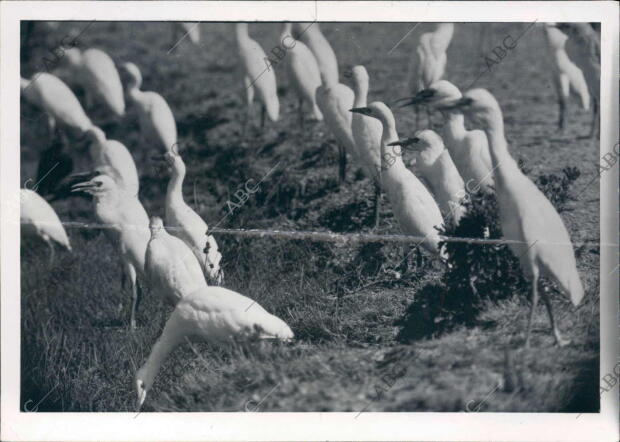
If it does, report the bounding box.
[144,217,207,306]
[293,23,339,85]
[135,285,293,407]
[20,73,92,134]
[408,23,454,94]
[316,83,355,154]
[20,189,72,250]
[120,62,177,153]
[235,24,280,123]
[59,48,125,118]
[163,149,223,283]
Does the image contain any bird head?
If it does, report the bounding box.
[149,216,165,238]
[438,88,502,129]
[120,62,143,90]
[351,65,370,86]
[389,130,445,168]
[70,173,116,196]
[151,144,184,176]
[202,234,223,283]
[350,101,393,127]
[396,80,462,109]
[83,126,106,148]
[62,47,82,67]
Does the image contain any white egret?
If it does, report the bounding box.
[235,23,280,134]
[154,146,223,284]
[119,62,177,154]
[316,82,355,183]
[135,285,294,409]
[449,88,584,347]
[20,189,72,263]
[171,22,201,46]
[71,173,150,329]
[281,23,323,126]
[389,130,466,224]
[56,47,125,119]
[144,217,208,306]
[350,102,445,256]
[350,66,383,227]
[293,23,339,85]
[398,80,494,192]
[542,24,590,131]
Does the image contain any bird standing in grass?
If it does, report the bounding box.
[71,173,150,329]
[154,146,223,284]
[350,102,445,256]
[235,23,280,135]
[542,23,590,131]
[398,80,494,192]
[350,65,382,227]
[389,130,465,224]
[448,88,584,347]
[293,22,339,85]
[316,82,355,183]
[120,62,177,154]
[135,285,294,409]
[144,217,208,306]
[20,189,72,263]
[56,47,125,120]
[281,23,323,127]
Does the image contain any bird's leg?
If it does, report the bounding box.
[557,96,566,132]
[298,98,304,130]
[260,103,266,130]
[126,264,139,330]
[338,144,347,184]
[588,98,599,139]
[242,77,254,139]
[46,239,55,266]
[524,274,540,348]
[541,285,571,347]
[372,184,381,229]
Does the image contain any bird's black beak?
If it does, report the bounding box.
[388,137,421,151]
[66,170,101,185]
[395,88,436,107]
[349,107,372,116]
[438,97,473,111]
[71,179,101,193]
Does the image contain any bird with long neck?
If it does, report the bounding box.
[281,23,323,127]
[235,23,279,135]
[398,80,494,192]
[350,65,383,227]
[144,216,208,306]
[350,102,445,257]
[135,285,294,409]
[292,22,339,85]
[71,173,150,329]
[153,146,223,284]
[120,62,177,155]
[389,129,465,224]
[448,88,584,347]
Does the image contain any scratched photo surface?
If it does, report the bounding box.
[20,21,601,413]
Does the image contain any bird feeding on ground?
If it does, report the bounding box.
[135,285,294,409]
[281,23,323,127]
[542,23,590,131]
[20,189,72,263]
[350,102,445,257]
[144,217,208,306]
[71,173,150,329]
[234,23,280,135]
[389,130,466,224]
[350,65,383,228]
[55,47,125,120]
[119,62,177,155]
[292,22,339,85]
[398,80,494,193]
[316,82,355,184]
[447,88,584,347]
[153,146,223,284]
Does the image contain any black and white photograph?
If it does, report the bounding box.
[2,1,618,441]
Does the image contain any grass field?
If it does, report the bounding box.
[20,21,600,413]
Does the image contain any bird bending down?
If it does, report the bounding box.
[119,62,177,155]
[350,102,445,257]
[389,130,465,224]
[350,65,383,227]
[71,173,150,329]
[292,23,339,85]
[316,82,355,183]
[234,23,279,135]
[20,189,72,263]
[154,146,223,284]
[56,48,125,120]
[398,80,494,193]
[448,88,584,347]
[281,23,323,127]
[542,24,590,131]
[135,285,294,409]
[144,217,208,306]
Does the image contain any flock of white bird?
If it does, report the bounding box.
[19,22,598,409]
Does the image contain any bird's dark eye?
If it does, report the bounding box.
[209,264,214,269]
